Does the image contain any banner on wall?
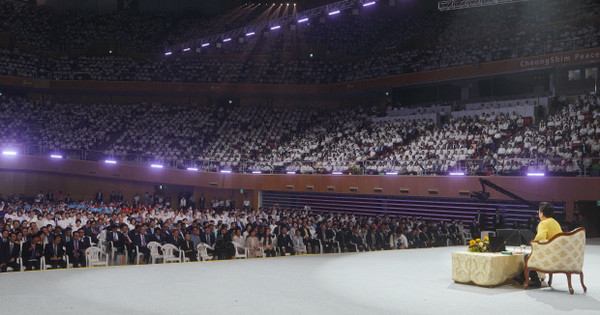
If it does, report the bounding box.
[518,48,600,70]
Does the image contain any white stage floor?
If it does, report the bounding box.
[1,241,599,315]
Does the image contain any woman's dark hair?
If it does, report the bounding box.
[538,202,554,218]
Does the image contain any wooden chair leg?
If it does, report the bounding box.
[580,272,587,293]
[548,273,553,287]
[523,268,529,290]
[567,273,574,295]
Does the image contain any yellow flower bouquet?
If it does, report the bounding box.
[468,236,489,252]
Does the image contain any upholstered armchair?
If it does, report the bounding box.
[524,227,587,294]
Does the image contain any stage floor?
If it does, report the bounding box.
[1,240,599,315]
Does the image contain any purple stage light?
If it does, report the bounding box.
[246,32,255,36]
[328,10,340,15]
[252,171,262,174]
[50,154,63,159]
[187,167,199,171]
[298,17,309,23]
[527,173,545,177]
[150,164,163,169]
[2,150,17,156]
[223,38,232,42]
[201,43,210,47]
[332,171,343,175]
[270,25,281,30]
[286,171,297,174]
[183,48,191,52]
[449,172,465,176]
[164,52,172,56]
[363,1,376,7]
[104,160,117,164]
[220,170,232,173]
[385,172,398,175]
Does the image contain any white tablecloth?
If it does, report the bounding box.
[452,251,525,286]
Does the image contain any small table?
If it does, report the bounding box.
[452,251,525,287]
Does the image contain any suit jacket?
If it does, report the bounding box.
[61,233,73,246]
[132,233,149,248]
[149,233,165,244]
[298,227,312,239]
[180,240,195,252]
[276,234,293,249]
[66,239,88,258]
[1,242,21,263]
[366,232,384,250]
[350,233,363,246]
[84,227,100,243]
[107,231,129,248]
[476,213,485,225]
[166,234,182,246]
[316,229,331,242]
[44,243,66,261]
[22,241,44,260]
[493,214,504,229]
[335,229,349,245]
[200,233,215,246]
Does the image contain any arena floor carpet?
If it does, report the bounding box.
[1,240,599,315]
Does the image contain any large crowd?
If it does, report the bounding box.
[0,1,599,84]
[0,193,482,271]
[1,93,599,176]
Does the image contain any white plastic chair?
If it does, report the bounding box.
[317,239,324,254]
[109,241,120,262]
[147,241,163,264]
[86,236,96,247]
[161,244,183,263]
[85,246,109,267]
[233,242,248,259]
[97,230,107,252]
[133,245,145,265]
[332,236,342,253]
[196,243,214,261]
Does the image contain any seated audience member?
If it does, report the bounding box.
[231,228,246,256]
[149,227,166,244]
[260,230,276,257]
[390,227,408,249]
[316,224,333,253]
[132,225,151,263]
[22,233,44,270]
[180,233,197,262]
[106,224,126,255]
[366,227,384,251]
[66,231,88,268]
[277,226,294,255]
[201,227,215,247]
[0,232,20,272]
[189,227,202,248]
[349,227,365,252]
[166,228,183,246]
[246,228,261,258]
[214,225,235,260]
[44,235,67,269]
[292,229,305,254]
[420,225,435,248]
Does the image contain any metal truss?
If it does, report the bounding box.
[438,0,533,11]
[167,0,377,53]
